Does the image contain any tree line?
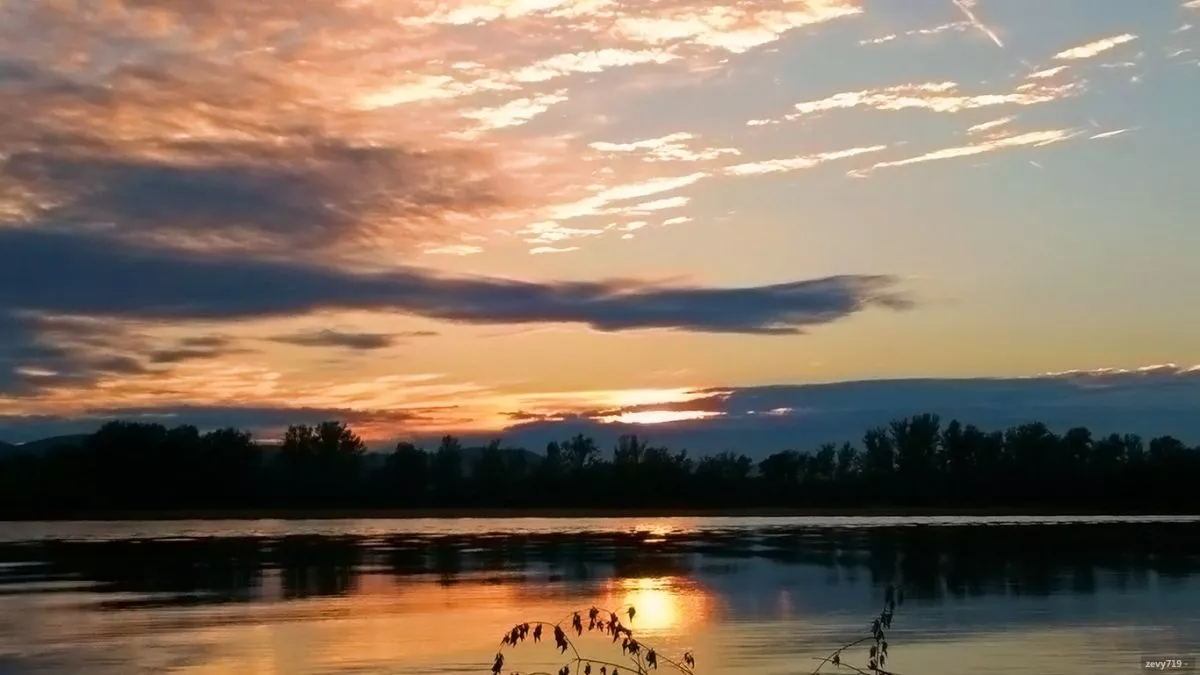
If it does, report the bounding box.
[1,413,1197,514]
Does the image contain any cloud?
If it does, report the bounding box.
[725,145,888,176]
[511,49,680,83]
[0,17,524,257]
[486,365,1200,455]
[967,116,1016,135]
[270,330,436,351]
[1026,65,1070,80]
[518,221,609,246]
[0,314,148,394]
[1090,128,1134,140]
[588,132,741,162]
[422,244,486,256]
[858,21,972,46]
[0,228,913,340]
[779,81,1079,118]
[11,0,866,264]
[1,140,509,255]
[852,128,1080,175]
[860,34,897,46]
[11,364,1194,451]
[1053,34,1138,61]
[606,0,863,54]
[546,173,710,221]
[0,315,261,394]
[147,335,248,364]
[457,90,570,134]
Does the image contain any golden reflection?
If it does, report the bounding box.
[600,576,715,634]
[170,572,717,674]
[631,520,675,538]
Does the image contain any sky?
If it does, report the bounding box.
[1,0,1199,451]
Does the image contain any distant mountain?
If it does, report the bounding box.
[10,434,90,455]
[0,440,16,455]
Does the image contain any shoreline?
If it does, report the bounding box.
[3,506,1195,521]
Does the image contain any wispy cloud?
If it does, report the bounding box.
[774,81,1078,119]
[852,129,1080,175]
[861,33,898,46]
[458,90,570,134]
[547,173,710,221]
[609,0,864,54]
[967,116,1016,135]
[1053,34,1139,61]
[1026,65,1070,80]
[422,245,486,256]
[512,49,679,83]
[1090,128,1134,140]
[726,145,888,176]
[860,21,970,46]
[588,132,741,162]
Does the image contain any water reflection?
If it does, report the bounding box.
[0,519,1196,674]
[4,522,1196,603]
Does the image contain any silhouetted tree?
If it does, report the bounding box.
[2,413,1199,515]
[383,442,429,506]
[432,435,464,506]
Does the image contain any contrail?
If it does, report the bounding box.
[952,0,1004,48]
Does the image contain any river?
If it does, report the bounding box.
[0,516,1197,675]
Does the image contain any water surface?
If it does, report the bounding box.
[0,516,1196,675]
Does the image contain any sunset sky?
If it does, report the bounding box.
[1,0,1198,449]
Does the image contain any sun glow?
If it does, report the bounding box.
[602,577,714,634]
[617,578,681,632]
[598,410,722,425]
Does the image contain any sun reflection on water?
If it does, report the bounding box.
[603,576,715,634]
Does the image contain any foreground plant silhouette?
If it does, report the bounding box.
[811,584,904,675]
[492,604,696,675]
[491,584,903,675]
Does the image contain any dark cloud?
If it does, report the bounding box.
[482,368,1200,456]
[0,314,252,393]
[2,141,508,252]
[4,369,1197,453]
[146,335,251,364]
[0,228,911,336]
[178,335,234,349]
[270,329,436,351]
[146,349,227,365]
[0,313,149,394]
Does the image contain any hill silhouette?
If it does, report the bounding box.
[0,415,1197,516]
[6,434,90,455]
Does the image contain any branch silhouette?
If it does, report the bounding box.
[493,604,696,675]
[812,584,903,675]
